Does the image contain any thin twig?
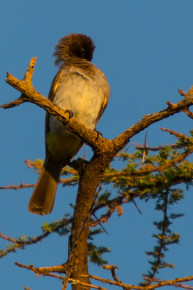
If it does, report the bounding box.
[0,177,78,191]
[0,232,17,243]
[0,182,35,190]
[103,265,122,283]
[87,273,193,289]
[0,218,70,258]
[183,107,193,120]
[160,128,191,140]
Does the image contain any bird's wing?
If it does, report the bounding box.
[48,69,64,102]
[45,70,64,153]
[96,93,109,123]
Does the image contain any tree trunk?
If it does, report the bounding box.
[69,153,113,289]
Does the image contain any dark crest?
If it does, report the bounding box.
[53,34,95,66]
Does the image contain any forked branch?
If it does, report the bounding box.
[1,58,112,154]
[2,58,193,290]
[2,58,193,156]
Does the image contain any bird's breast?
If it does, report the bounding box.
[46,70,108,162]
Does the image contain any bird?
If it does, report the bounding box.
[28,33,110,215]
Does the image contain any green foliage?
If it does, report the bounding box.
[87,242,110,265]
[97,190,111,204]
[95,131,193,283]
[42,218,71,235]
[141,189,182,285]
[1,130,193,286]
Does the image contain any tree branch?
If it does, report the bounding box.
[160,127,190,139]
[2,58,193,157]
[88,273,193,289]
[1,58,112,154]
[0,218,70,258]
[113,86,193,151]
[3,57,193,290]
[15,262,108,290]
[15,262,193,290]
[0,176,78,191]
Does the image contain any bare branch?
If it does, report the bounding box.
[0,182,35,190]
[88,273,193,289]
[0,176,78,191]
[136,144,180,151]
[113,86,193,151]
[102,265,122,283]
[23,57,37,82]
[1,58,112,154]
[2,58,193,158]
[160,127,190,139]
[0,232,17,243]
[0,96,26,109]
[183,107,193,119]
[3,57,193,290]
[15,262,108,290]
[178,89,187,97]
[16,261,193,290]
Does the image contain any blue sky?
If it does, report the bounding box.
[1,1,193,289]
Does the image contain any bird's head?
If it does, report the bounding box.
[53,34,95,65]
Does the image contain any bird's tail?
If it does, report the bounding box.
[28,155,63,215]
